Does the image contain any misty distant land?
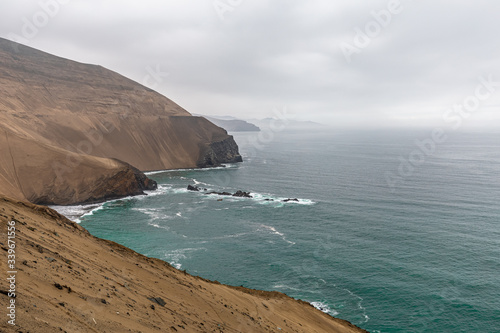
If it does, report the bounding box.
[196,114,325,132]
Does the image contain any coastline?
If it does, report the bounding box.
[49,165,239,222]
[0,196,368,332]
[49,168,337,322]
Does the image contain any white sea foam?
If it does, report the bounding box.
[50,203,104,223]
[192,178,212,187]
[258,224,296,245]
[210,232,252,240]
[310,301,340,316]
[148,222,170,230]
[163,247,207,270]
[132,207,165,220]
[197,188,315,207]
[272,284,302,292]
[143,184,171,197]
[250,193,316,206]
[52,183,174,223]
[172,188,189,194]
[344,288,370,323]
[145,164,239,176]
[51,200,118,223]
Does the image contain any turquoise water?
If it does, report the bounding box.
[69,129,499,332]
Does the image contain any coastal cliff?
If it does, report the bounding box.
[0,196,367,333]
[0,38,241,204]
[198,136,244,167]
[0,127,157,206]
[0,39,369,333]
[202,116,261,132]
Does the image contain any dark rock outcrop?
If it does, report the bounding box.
[187,185,200,191]
[148,297,167,307]
[187,186,303,204]
[31,161,157,206]
[197,136,243,167]
[207,191,233,196]
[194,188,254,198]
[233,190,252,198]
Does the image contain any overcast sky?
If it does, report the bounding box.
[1,0,499,128]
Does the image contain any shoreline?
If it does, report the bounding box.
[50,174,339,324]
[0,196,368,332]
[49,165,238,221]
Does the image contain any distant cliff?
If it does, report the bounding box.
[203,116,261,132]
[0,38,242,204]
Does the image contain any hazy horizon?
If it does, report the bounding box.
[2,0,499,129]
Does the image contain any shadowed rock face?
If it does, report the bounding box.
[197,136,244,167]
[0,38,242,204]
[31,161,159,206]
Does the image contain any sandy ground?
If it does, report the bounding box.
[0,196,367,333]
[0,38,241,204]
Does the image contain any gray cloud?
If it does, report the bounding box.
[1,0,499,127]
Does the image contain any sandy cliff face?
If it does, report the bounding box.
[0,196,367,333]
[0,127,157,205]
[0,38,241,204]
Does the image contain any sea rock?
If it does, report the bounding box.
[205,190,253,198]
[207,191,232,196]
[233,190,253,198]
[282,198,299,202]
[187,185,200,191]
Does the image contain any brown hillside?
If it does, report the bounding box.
[0,38,241,204]
[0,196,367,333]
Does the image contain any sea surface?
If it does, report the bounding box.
[54,128,500,332]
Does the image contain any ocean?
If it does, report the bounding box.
[54,128,500,332]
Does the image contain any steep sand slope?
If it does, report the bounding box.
[0,38,242,170]
[0,38,241,204]
[0,127,156,205]
[0,197,367,333]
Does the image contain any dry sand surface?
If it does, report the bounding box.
[0,196,367,333]
[0,38,241,205]
[0,127,156,205]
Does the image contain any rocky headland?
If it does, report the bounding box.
[0,39,367,333]
[0,38,242,205]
